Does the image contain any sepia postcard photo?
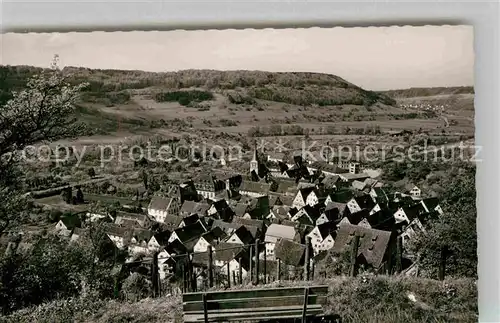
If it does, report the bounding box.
[0,25,476,322]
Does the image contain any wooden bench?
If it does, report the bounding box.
[182,285,333,322]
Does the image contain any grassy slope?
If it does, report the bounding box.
[2,276,477,323]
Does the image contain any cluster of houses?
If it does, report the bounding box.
[398,103,447,113]
[42,148,444,286]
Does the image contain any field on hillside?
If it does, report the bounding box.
[1,66,475,170]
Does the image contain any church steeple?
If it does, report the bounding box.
[250,141,259,175]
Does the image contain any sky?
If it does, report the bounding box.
[0,25,474,91]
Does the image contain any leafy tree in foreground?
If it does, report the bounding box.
[410,164,477,278]
[0,56,88,234]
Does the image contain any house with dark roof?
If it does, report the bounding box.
[292,186,316,209]
[193,173,226,200]
[307,221,337,255]
[179,200,210,218]
[400,210,440,246]
[157,215,183,232]
[105,223,133,249]
[274,238,310,269]
[291,204,323,226]
[267,205,291,221]
[264,223,300,260]
[331,223,395,272]
[231,217,263,239]
[207,199,235,222]
[147,196,180,224]
[358,209,397,232]
[55,216,82,237]
[242,196,270,220]
[338,209,370,227]
[369,187,389,205]
[325,190,353,204]
[339,172,371,182]
[346,195,376,214]
[393,203,427,224]
[128,228,154,255]
[193,227,227,253]
[229,202,248,218]
[115,211,151,228]
[317,201,347,225]
[320,175,341,190]
[238,181,271,198]
[408,185,422,199]
[225,225,255,245]
[147,230,171,251]
[420,197,443,215]
[167,220,208,251]
[272,180,299,196]
[214,242,252,282]
[178,213,201,228]
[70,227,87,243]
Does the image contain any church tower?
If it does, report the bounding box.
[250,142,259,175]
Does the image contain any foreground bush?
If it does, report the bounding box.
[1,276,476,323]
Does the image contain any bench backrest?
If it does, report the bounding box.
[183,285,329,322]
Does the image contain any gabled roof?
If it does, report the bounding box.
[271,205,291,219]
[231,226,255,245]
[315,221,338,240]
[239,181,271,194]
[401,203,427,222]
[173,221,207,243]
[165,239,188,255]
[119,218,142,228]
[311,161,348,174]
[363,209,396,231]
[354,195,376,210]
[421,197,440,211]
[60,216,81,230]
[181,213,200,227]
[115,211,150,227]
[297,186,316,200]
[331,224,393,269]
[180,200,198,215]
[232,217,264,230]
[161,215,183,231]
[199,227,227,245]
[278,195,295,206]
[210,199,231,212]
[344,209,370,225]
[341,173,371,181]
[325,201,347,215]
[352,180,367,191]
[214,242,247,263]
[151,230,171,246]
[230,203,248,217]
[212,219,241,234]
[301,204,323,222]
[265,224,297,242]
[148,196,174,211]
[132,228,153,243]
[328,190,354,203]
[274,239,307,266]
[321,175,341,188]
[105,223,132,239]
[274,181,299,195]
